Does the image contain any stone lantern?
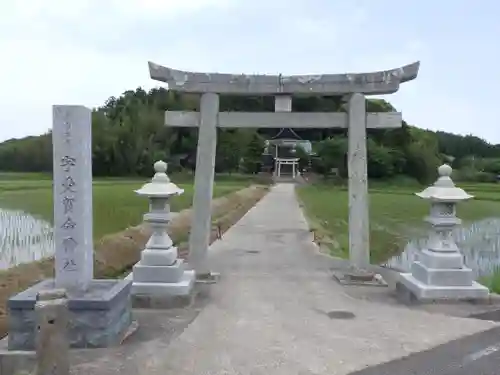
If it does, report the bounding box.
[399,164,489,301]
[126,160,195,307]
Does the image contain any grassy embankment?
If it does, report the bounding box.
[297,181,500,292]
[0,171,269,338]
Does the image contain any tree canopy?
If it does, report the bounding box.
[0,87,498,183]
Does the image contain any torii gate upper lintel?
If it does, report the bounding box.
[148,61,420,279]
[148,60,420,95]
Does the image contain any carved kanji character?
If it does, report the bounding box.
[60,156,76,172]
[61,217,76,230]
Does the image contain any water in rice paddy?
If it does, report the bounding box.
[385,218,500,279]
[0,209,54,269]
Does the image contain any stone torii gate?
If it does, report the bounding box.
[148,61,420,279]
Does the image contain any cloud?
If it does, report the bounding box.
[0,0,239,138]
[0,0,497,144]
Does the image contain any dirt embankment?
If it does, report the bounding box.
[0,185,268,338]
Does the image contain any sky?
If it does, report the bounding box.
[1,0,499,144]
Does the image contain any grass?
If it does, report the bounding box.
[479,269,500,294]
[0,172,52,180]
[0,177,248,240]
[297,182,500,265]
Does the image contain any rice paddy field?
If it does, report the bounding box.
[297,181,500,291]
[2,170,500,291]
[0,172,252,269]
[0,171,267,339]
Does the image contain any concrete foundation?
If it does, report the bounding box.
[399,271,489,302]
[7,279,132,350]
[126,268,195,308]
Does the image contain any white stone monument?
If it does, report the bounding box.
[127,161,196,308]
[7,105,132,351]
[398,164,489,301]
[148,61,421,281]
[52,105,94,293]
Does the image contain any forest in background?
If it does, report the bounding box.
[0,87,499,184]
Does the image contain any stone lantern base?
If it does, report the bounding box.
[125,256,196,309]
[398,249,489,302]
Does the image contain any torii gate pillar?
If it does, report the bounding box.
[347,93,370,269]
[189,92,219,278]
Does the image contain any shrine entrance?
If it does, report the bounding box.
[275,157,299,178]
[264,128,309,179]
[148,61,420,279]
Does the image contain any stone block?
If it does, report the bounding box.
[411,261,473,287]
[143,212,170,223]
[399,273,489,301]
[0,350,36,375]
[129,270,195,297]
[419,249,464,269]
[140,247,178,266]
[133,259,185,283]
[274,95,292,112]
[7,279,132,350]
[35,289,69,375]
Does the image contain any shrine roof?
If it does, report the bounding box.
[270,128,303,141]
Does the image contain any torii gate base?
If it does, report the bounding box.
[149,61,420,282]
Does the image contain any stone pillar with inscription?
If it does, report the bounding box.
[126,161,196,308]
[52,105,94,293]
[7,105,133,351]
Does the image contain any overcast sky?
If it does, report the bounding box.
[1,0,498,143]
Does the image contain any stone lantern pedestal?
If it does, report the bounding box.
[126,161,195,308]
[398,164,489,302]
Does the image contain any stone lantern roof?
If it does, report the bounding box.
[415,164,473,202]
[135,160,184,197]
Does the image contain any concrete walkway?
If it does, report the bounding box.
[132,183,497,375]
[57,183,500,375]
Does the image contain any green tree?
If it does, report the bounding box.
[0,87,497,184]
[367,139,398,178]
[216,129,242,173]
[294,145,310,172]
[314,137,348,177]
[403,128,442,184]
[241,132,264,174]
